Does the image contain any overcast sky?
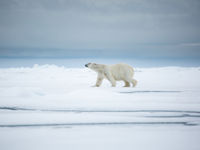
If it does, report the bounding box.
[0,0,200,59]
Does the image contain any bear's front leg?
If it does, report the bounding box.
[94,73,104,87]
[110,79,116,87]
[104,72,116,87]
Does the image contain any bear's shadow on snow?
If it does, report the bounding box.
[119,91,182,94]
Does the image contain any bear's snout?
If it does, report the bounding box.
[85,63,91,67]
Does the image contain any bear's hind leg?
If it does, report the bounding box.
[123,80,130,87]
[126,78,137,87]
[131,79,137,87]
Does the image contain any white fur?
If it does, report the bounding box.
[86,63,137,87]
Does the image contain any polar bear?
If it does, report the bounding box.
[85,63,137,87]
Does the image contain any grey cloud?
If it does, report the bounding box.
[1,0,199,14]
[0,0,200,58]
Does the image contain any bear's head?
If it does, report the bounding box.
[85,63,103,72]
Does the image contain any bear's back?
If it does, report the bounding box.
[109,63,134,80]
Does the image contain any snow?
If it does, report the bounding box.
[0,64,200,150]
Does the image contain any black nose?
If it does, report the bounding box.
[85,64,88,67]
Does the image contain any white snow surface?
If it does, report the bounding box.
[0,64,200,150]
